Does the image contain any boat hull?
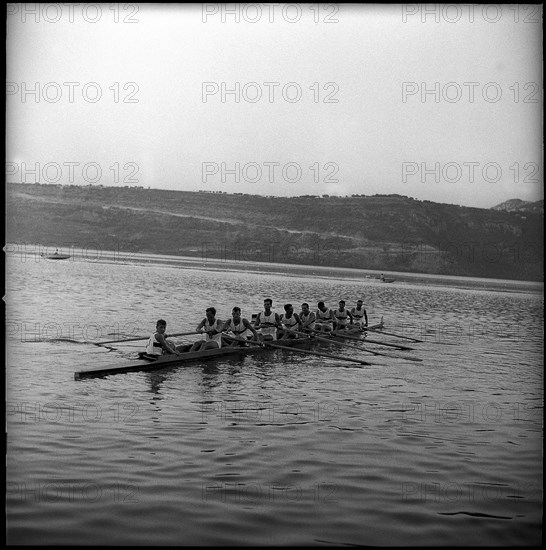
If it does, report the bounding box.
[42,254,71,260]
[74,321,384,380]
[75,337,313,380]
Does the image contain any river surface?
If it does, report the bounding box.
[5,251,543,545]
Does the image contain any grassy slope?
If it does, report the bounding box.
[6,183,543,280]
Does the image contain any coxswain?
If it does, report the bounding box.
[145,320,181,356]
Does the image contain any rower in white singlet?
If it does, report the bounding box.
[299,303,316,332]
[145,319,181,356]
[350,299,368,328]
[315,301,334,332]
[333,300,354,330]
[222,307,259,347]
[278,304,302,339]
[254,298,282,341]
[190,307,224,351]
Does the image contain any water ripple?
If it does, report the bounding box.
[6,258,543,546]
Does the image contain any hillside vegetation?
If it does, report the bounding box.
[6,183,543,281]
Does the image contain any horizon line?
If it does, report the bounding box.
[7,181,544,211]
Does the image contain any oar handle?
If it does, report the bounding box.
[294,330,357,348]
[94,330,200,345]
[222,332,263,346]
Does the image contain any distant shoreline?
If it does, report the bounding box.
[6,244,543,293]
[6,182,543,282]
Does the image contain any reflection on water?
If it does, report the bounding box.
[145,372,170,396]
[6,257,543,545]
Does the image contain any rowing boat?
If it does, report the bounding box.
[76,336,315,380]
[74,320,384,380]
[41,253,71,260]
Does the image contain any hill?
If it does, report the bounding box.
[5,183,543,281]
[491,199,544,214]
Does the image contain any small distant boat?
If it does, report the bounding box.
[377,274,395,283]
[41,250,70,260]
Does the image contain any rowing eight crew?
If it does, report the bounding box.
[146,299,369,356]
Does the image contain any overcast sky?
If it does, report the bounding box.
[6,3,543,208]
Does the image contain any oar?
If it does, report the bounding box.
[222,332,263,347]
[294,331,422,362]
[219,334,264,353]
[327,331,414,351]
[360,337,414,351]
[364,327,424,343]
[93,331,200,345]
[165,331,369,365]
[264,340,371,366]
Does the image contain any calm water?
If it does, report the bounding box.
[6,254,543,545]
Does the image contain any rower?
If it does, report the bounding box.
[299,303,316,332]
[190,307,224,351]
[278,304,302,340]
[351,299,368,328]
[254,298,282,341]
[333,300,354,330]
[222,307,259,347]
[315,301,334,333]
[145,320,181,356]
